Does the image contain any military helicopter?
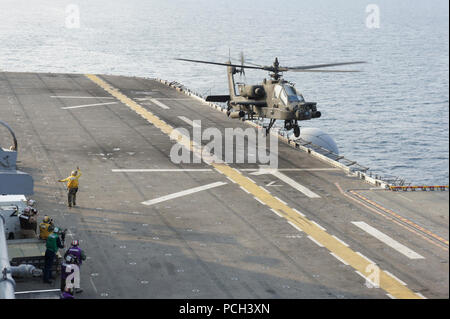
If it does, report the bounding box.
[176,56,365,137]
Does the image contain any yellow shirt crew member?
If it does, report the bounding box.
[58,167,82,208]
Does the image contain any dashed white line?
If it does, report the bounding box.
[292,208,306,217]
[254,197,266,205]
[270,208,283,217]
[246,177,257,184]
[310,221,326,231]
[259,186,271,194]
[239,186,250,194]
[274,196,287,205]
[288,221,303,232]
[415,292,427,299]
[356,251,377,265]
[383,270,407,286]
[330,252,349,266]
[307,235,324,247]
[214,168,224,175]
[331,235,350,247]
[226,176,237,184]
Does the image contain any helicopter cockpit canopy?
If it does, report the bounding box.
[274,84,305,105]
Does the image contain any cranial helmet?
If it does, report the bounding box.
[71,170,77,176]
[43,215,50,223]
[71,240,79,246]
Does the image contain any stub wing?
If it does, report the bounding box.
[206,95,230,102]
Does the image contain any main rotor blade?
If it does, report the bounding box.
[285,61,366,70]
[175,58,265,70]
[289,69,362,73]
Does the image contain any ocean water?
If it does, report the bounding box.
[0,0,448,185]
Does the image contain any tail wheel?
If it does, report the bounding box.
[294,126,300,138]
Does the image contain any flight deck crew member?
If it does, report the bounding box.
[39,215,54,240]
[63,240,86,293]
[58,167,82,208]
[43,226,64,284]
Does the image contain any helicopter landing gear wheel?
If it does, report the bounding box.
[294,126,300,138]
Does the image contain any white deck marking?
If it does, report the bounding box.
[253,197,266,205]
[61,102,118,109]
[310,221,326,231]
[112,169,213,172]
[15,289,61,295]
[259,186,271,194]
[141,181,227,206]
[270,208,283,217]
[307,235,324,247]
[330,252,349,266]
[90,277,98,294]
[178,116,201,127]
[292,208,306,217]
[242,168,340,172]
[250,168,320,198]
[226,176,237,184]
[274,196,287,205]
[331,235,350,247]
[266,181,282,187]
[356,251,377,265]
[136,97,192,101]
[383,270,407,286]
[415,293,427,299]
[246,177,257,184]
[272,170,320,198]
[51,96,115,99]
[288,221,303,232]
[352,221,425,260]
[355,271,379,288]
[240,186,250,194]
[150,98,170,109]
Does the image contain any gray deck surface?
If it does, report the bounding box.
[0,72,447,299]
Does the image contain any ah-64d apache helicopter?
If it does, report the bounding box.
[176,56,365,137]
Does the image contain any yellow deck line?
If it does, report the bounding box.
[85,74,422,299]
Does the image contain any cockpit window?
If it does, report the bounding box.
[280,89,288,105]
[273,85,282,98]
[284,85,297,97]
[283,85,304,103]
